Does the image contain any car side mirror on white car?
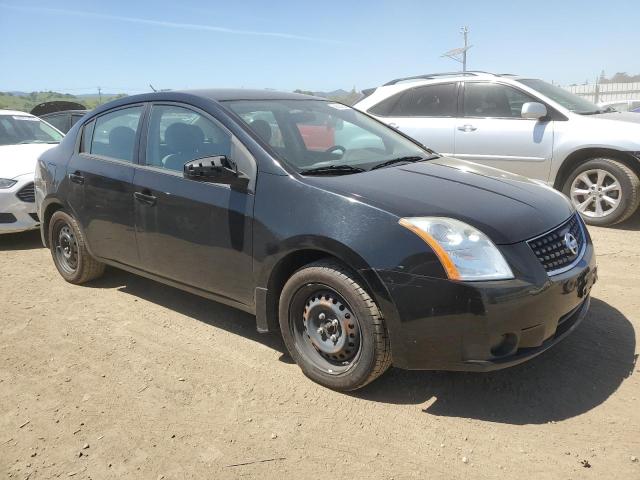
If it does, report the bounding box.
[521,102,548,120]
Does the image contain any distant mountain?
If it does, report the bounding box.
[0,91,127,113]
[294,88,364,106]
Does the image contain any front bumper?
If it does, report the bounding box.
[0,174,38,234]
[376,240,597,371]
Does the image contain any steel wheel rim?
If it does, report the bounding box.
[570,169,622,218]
[289,284,362,375]
[54,223,79,274]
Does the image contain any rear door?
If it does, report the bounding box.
[368,83,458,155]
[453,82,554,181]
[66,105,144,266]
[133,103,255,305]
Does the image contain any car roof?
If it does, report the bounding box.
[0,109,35,117]
[174,88,325,101]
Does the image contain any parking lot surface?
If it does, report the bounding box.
[1,218,639,479]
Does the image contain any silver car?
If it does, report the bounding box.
[355,72,640,226]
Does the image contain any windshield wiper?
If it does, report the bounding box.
[370,155,437,170]
[299,164,366,176]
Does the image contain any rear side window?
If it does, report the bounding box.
[90,106,143,162]
[369,83,457,117]
[463,83,536,118]
[80,120,95,153]
[145,105,231,172]
[44,114,68,132]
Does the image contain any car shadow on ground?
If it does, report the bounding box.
[87,267,292,361]
[354,297,637,424]
[614,210,640,231]
[0,230,44,251]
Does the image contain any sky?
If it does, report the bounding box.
[1,0,639,95]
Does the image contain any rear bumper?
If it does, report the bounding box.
[0,175,38,234]
[377,241,597,371]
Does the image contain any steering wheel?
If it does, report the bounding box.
[325,145,346,156]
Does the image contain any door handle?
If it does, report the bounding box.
[68,172,85,184]
[457,124,477,132]
[134,191,157,206]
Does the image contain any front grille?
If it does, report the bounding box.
[527,214,586,275]
[0,213,17,224]
[16,182,35,203]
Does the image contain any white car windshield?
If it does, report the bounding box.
[0,114,63,146]
[519,79,606,115]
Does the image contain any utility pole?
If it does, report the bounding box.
[441,27,472,72]
[97,86,102,104]
[461,26,469,72]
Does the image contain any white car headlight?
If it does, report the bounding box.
[399,217,514,281]
[0,178,17,189]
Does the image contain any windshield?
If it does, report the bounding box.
[518,79,604,114]
[224,99,432,173]
[0,114,64,146]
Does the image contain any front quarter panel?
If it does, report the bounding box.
[254,172,447,358]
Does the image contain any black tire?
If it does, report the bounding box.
[49,210,105,284]
[562,158,640,227]
[279,260,391,391]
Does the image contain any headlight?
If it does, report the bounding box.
[399,217,514,281]
[0,178,17,189]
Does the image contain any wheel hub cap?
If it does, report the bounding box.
[570,169,622,218]
[303,292,359,362]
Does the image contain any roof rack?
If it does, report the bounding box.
[383,71,495,86]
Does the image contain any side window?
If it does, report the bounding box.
[395,84,457,117]
[91,106,143,162]
[44,114,68,132]
[80,120,95,153]
[369,84,457,117]
[146,105,231,172]
[464,83,536,118]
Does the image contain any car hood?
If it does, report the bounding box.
[305,156,574,245]
[0,143,57,179]
[593,111,640,124]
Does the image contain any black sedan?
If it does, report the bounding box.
[35,89,597,390]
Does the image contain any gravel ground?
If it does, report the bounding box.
[1,216,639,479]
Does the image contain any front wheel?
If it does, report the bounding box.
[562,158,640,226]
[49,210,105,284]
[279,260,392,391]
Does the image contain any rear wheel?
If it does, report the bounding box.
[562,158,640,226]
[279,260,391,391]
[49,210,105,284]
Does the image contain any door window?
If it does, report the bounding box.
[463,83,536,118]
[369,83,457,117]
[44,114,68,132]
[90,106,143,162]
[145,105,231,172]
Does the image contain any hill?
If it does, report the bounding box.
[0,91,127,113]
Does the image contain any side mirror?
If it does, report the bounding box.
[521,102,548,120]
[183,156,248,188]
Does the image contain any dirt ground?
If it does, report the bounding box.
[1,216,639,480]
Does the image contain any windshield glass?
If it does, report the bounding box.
[0,114,64,146]
[224,99,432,173]
[518,79,603,114]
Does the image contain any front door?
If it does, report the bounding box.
[66,105,144,266]
[454,82,554,182]
[133,104,255,305]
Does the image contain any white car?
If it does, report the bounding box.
[355,72,640,226]
[0,109,63,233]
